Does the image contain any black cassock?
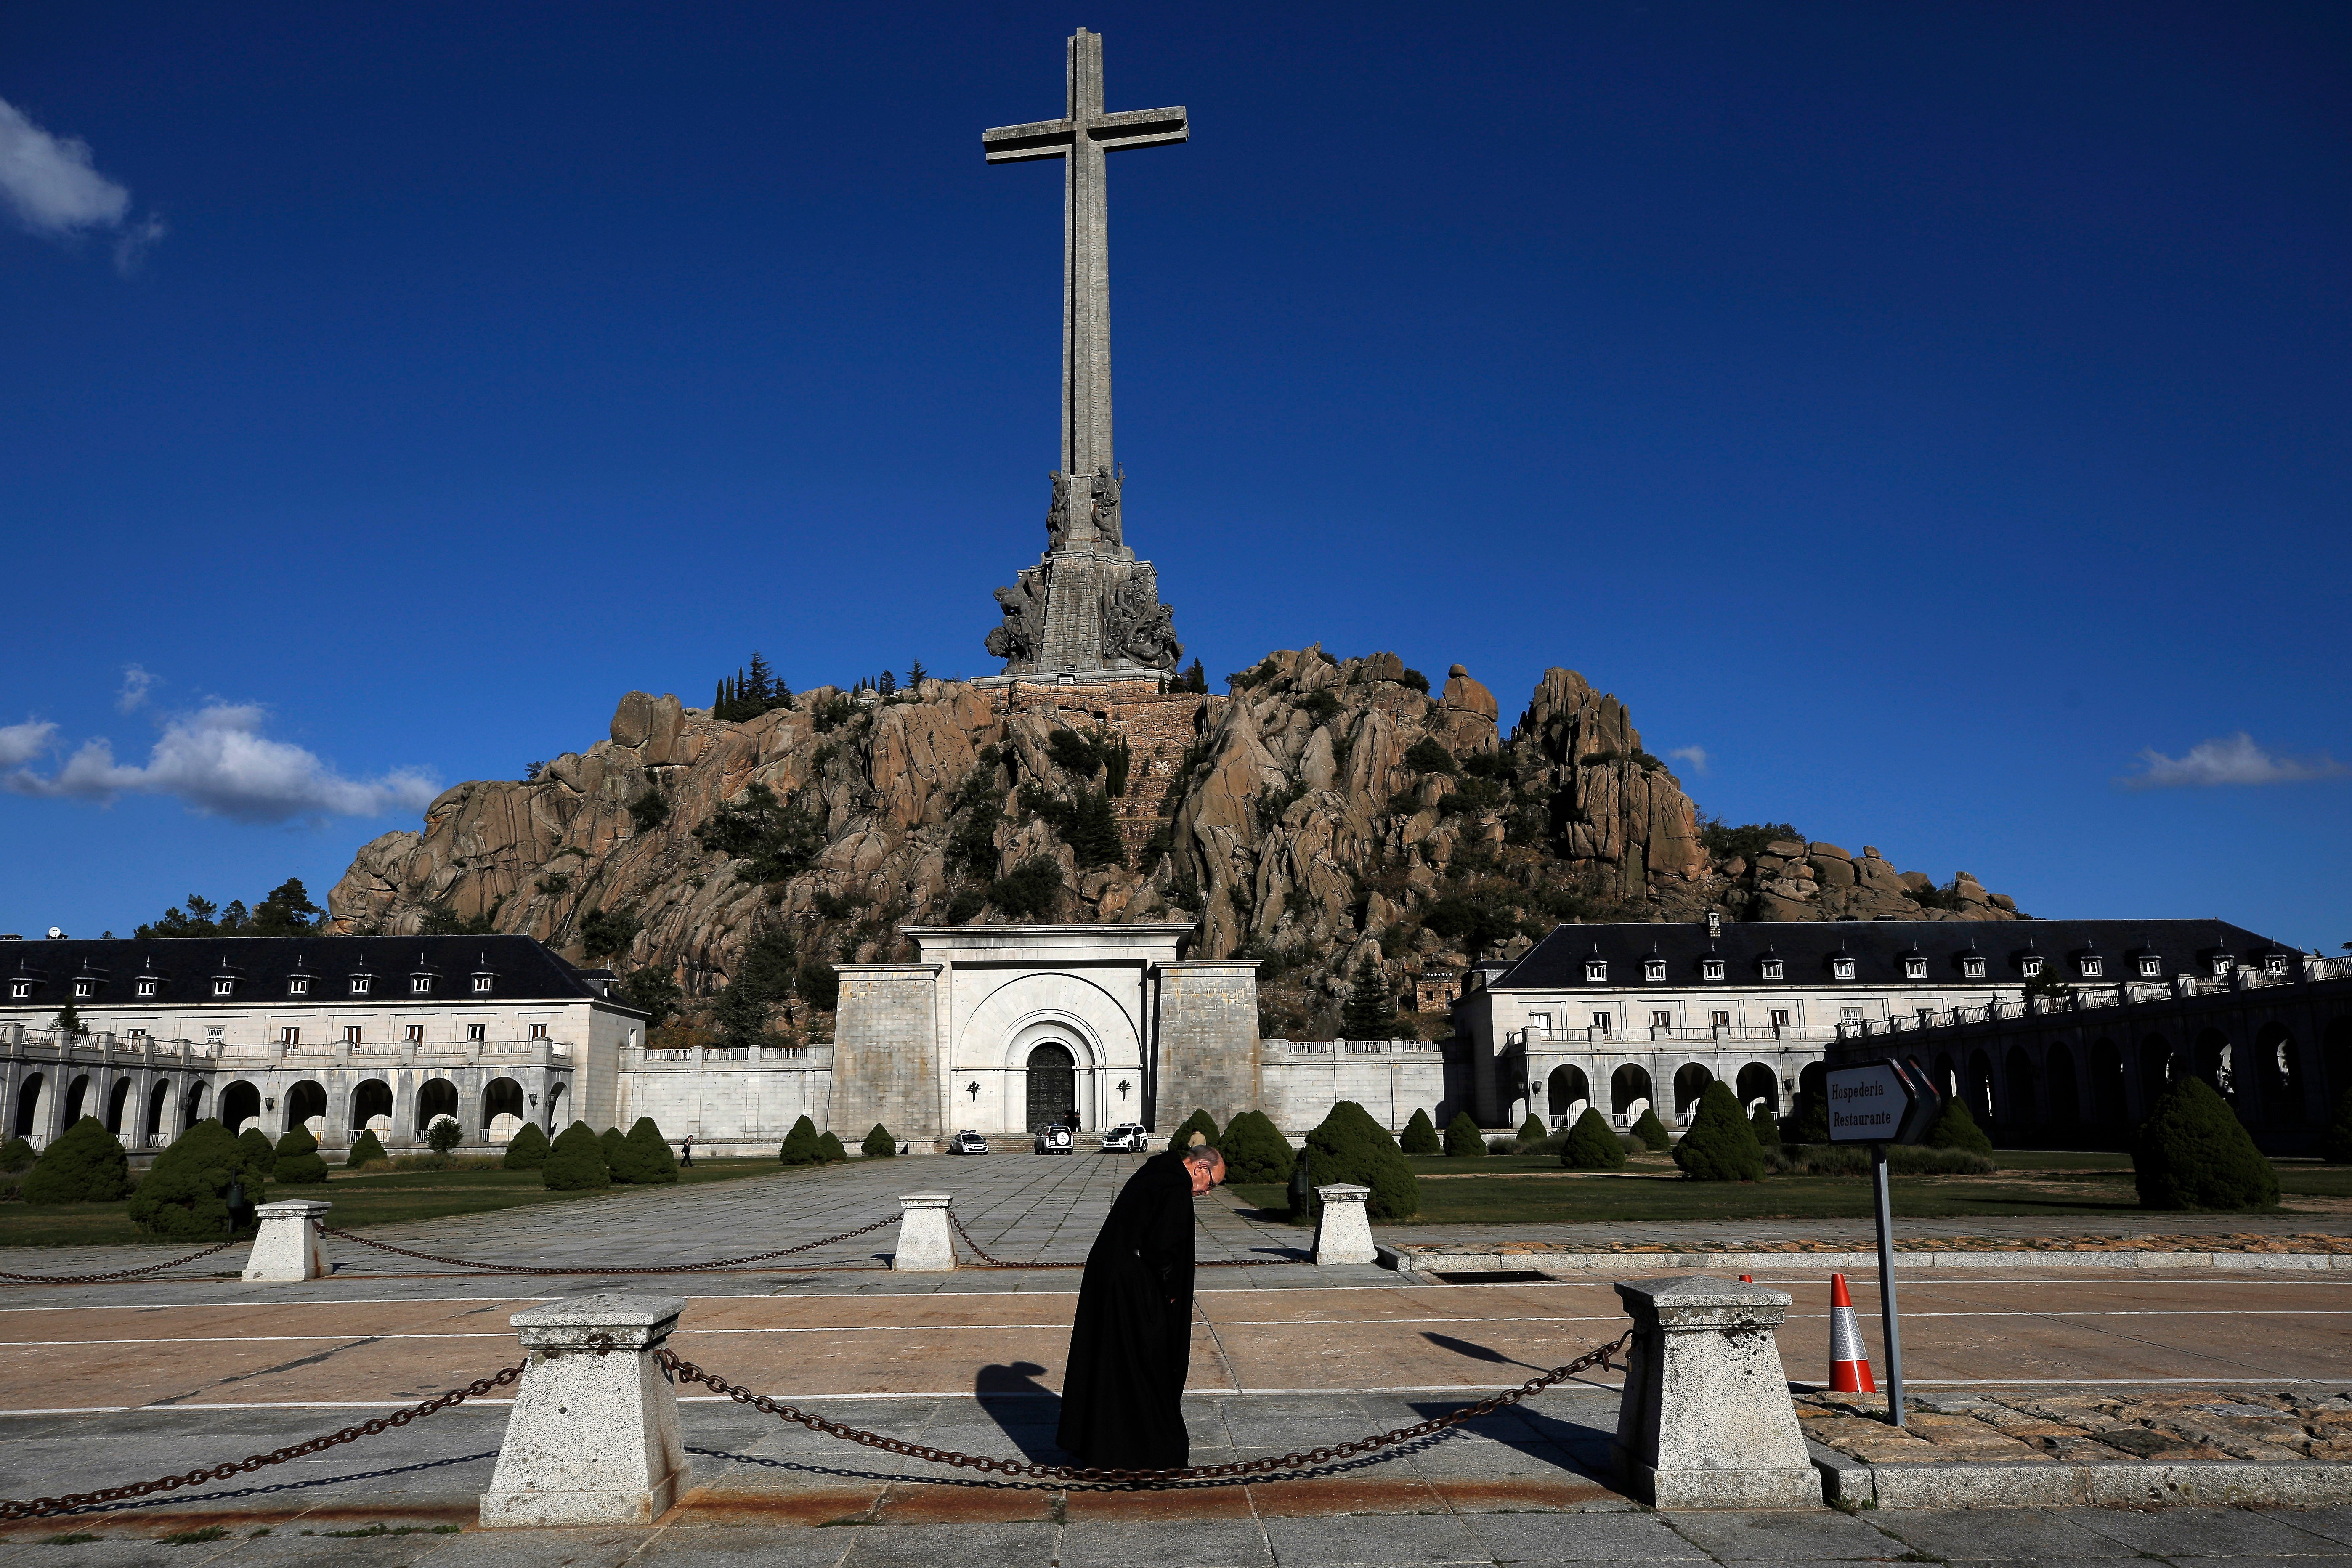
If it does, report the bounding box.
[1056,1151,1196,1469]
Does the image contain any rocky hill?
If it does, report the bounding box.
[327,647,2023,1039]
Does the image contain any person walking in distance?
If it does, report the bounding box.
[1056,1141,1224,1470]
[679,1135,693,1168]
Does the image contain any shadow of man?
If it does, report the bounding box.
[975,1360,1066,1462]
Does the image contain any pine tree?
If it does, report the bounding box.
[273,1126,329,1185]
[1673,1082,1767,1182]
[816,1130,849,1162]
[1750,1102,1781,1150]
[502,1122,551,1170]
[2133,1077,2278,1210]
[862,1123,899,1158]
[347,1129,388,1168]
[1925,1098,1993,1154]
[542,1121,611,1191]
[23,1117,132,1202]
[779,1114,824,1166]
[1561,1107,1627,1170]
[1631,1107,1672,1151]
[908,658,928,689]
[1171,1108,1221,1149]
[614,1117,680,1184]
[1069,788,1126,868]
[1442,1110,1485,1158]
[1399,1108,1441,1154]
[878,670,896,697]
[745,651,777,708]
[1340,960,1398,1041]
[1217,1109,1295,1183]
[1518,1113,1547,1143]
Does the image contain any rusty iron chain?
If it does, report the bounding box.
[315,1215,897,1275]
[0,1362,526,1521]
[0,1240,241,1286]
[948,1211,1284,1270]
[656,1329,1633,1488]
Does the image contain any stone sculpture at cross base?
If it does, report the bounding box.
[978,29,1185,684]
[1611,1275,1822,1509]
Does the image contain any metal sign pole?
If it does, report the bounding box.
[1871,1141,1906,1427]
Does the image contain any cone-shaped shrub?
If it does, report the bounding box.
[598,1125,629,1178]
[1518,1114,1547,1143]
[1171,1108,1221,1149]
[272,1125,329,1186]
[1399,1108,1441,1155]
[23,1116,132,1203]
[1631,1107,1672,1151]
[0,1136,35,1173]
[1443,1110,1486,1158]
[1561,1107,1627,1170]
[238,1125,279,1178]
[1749,1104,1781,1150]
[2133,1077,2279,1211]
[1673,1082,1767,1182]
[862,1123,899,1158]
[1924,1098,1993,1154]
[1302,1100,1418,1219]
[779,1115,824,1166]
[613,1117,680,1184]
[2325,1089,2352,1165]
[502,1122,551,1170]
[1784,1090,1830,1144]
[127,1120,264,1240]
[542,1120,611,1191]
[817,1130,848,1163]
[346,1129,388,1168]
[1218,1109,1295,1183]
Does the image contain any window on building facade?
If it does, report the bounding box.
[1710,1009,1731,1029]
[1590,1011,1611,1033]
[1903,956,1927,979]
[472,975,493,995]
[212,978,234,997]
[466,1023,486,1042]
[288,977,309,996]
[73,978,95,999]
[1527,1012,1551,1035]
[8,981,29,1000]
[1840,1006,1863,1024]
[1650,1010,1671,1029]
[1701,958,1724,981]
[2211,955,2233,976]
[2079,956,2103,979]
[2020,956,2044,978]
[352,976,372,996]
[205,1025,225,1044]
[1962,956,1986,979]
[528,1022,548,1040]
[135,978,157,998]
[2138,954,2161,978]
[1643,958,1665,982]
[405,1024,424,1043]
[2268,953,2290,975]
[126,1026,146,1040]
[411,976,433,995]
[1760,958,1784,981]
[1832,956,1855,980]
[1770,1008,1789,1028]
[1584,960,1607,982]
[343,1025,362,1044]
[280,1027,299,1046]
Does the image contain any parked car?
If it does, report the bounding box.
[1034,1123,1075,1155]
[1100,1122,1149,1152]
[947,1130,989,1155]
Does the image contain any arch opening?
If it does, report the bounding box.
[13,1074,42,1139]
[1610,1064,1653,1120]
[415,1078,459,1133]
[1672,1064,1714,1115]
[1547,1064,1590,1123]
[1735,1062,1779,1114]
[1025,1043,1077,1133]
[145,1079,171,1145]
[284,1080,327,1140]
[220,1081,260,1134]
[481,1078,526,1143]
[350,1079,393,1139]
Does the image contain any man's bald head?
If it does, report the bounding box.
[1180,1143,1226,1193]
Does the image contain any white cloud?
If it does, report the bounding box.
[0,95,163,269]
[3,703,438,824]
[115,663,157,713]
[0,719,58,770]
[1668,745,1710,775]
[2123,732,2346,790]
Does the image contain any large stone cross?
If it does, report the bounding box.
[984,28,1186,549]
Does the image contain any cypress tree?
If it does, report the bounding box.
[542,1120,611,1191]
[1442,1110,1486,1158]
[1069,788,1126,868]
[1399,1108,1442,1154]
[2133,1077,2279,1210]
[1171,1108,1221,1149]
[779,1114,824,1165]
[1749,1103,1781,1150]
[1631,1107,1672,1151]
[1925,1098,1994,1154]
[23,1117,132,1203]
[1217,1109,1295,1183]
[128,1121,267,1239]
[1302,1101,1418,1219]
[599,1125,629,1178]
[1784,1088,1831,1144]
[272,1126,329,1186]
[615,1117,680,1184]
[816,1130,849,1162]
[346,1129,388,1168]
[502,1122,551,1170]
[238,1125,279,1178]
[1674,1081,1768,1182]
[1561,1107,1627,1170]
[862,1123,899,1158]
[1518,1113,1547,1143]
[1340,960,1399,1040]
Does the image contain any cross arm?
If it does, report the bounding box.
[1089,105,1187,152]
[983,118,1076,163]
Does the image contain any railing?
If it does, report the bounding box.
[1269,1039,1442,1058]
[1529,1025,1819,1048]
[634,1042,831,1067]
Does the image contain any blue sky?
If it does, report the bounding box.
[2,2,2345,949]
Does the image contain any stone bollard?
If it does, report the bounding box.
[242,1200,332,1282]
[480,1294,687,1526]
[892,1193,956,1271]
[1311,1184,1376,1265]
[1611,1275,1819,1509]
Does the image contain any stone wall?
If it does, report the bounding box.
[615,1045,834,1153]
[830,963,944,1139]
[1256,1038,1462,1134]
[1150,960,1260,1128]
[988,682,1210,856]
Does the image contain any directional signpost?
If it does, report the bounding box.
[1825,1056,1941,1426]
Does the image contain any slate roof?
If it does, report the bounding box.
[0,935,614,1007]
[1491,918,2296,991]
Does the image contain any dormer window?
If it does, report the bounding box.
[212,977,235,997]
[135,978,158,999]
[2267,953,2290,976]
[1643,958,1665,982]
[8,979,31,1000]
[351,976,372,996]
[2211,955,2233,977]
[2020,955,2044,979]
[1902,955,1927,980]
[1831,956,1856,981]
[471,975,494,996]
[1584,959,1608,983]
[72,977,96,999]
[2137,954,2161,978]
[287,976,310,997]
[411,976,433,995]
[1760,957,1784,981]
[1701,958,1724,982]
[2078,955,2102,979]
[1962,955,1986,979]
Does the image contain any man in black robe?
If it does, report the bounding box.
[1056,1142,1225,1470]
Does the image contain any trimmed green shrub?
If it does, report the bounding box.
[1924,1098,1994,1154]
[127,1120,264,1240]
[1518,1114,1547,1143]
[23,1117,132,1203]
[1561,1107,1628,1170]
[238,1125,279,1178]
[779,1115,824,1166]
[0,1136,34,1173]
[2325,1088,2352,1165]
[1487,1136,1517,1155]
[272,1126,329,1186]
[863,1123,899,1158]
[1673,1082,1767,1182]
[502,1122,551,1170]
[597,1125,629,1178]
[1783,1090,1830,1144]
[1630,1107,1671,1151]
[542,1120,611,1191]
[1443,1110,1486,1158]
[1749,1104,1781,1149]
[613,1117,680,1185]
[427,1117,464,1155]
[1301,1101,1419,1220]
[1399,1109,1441,1155]
[346,1129,388,1168]
[1218,1109,1295,1183]
[817,1130,849,1163]
[2133,1077,2279,1211]
[1170,1108,1221,1149]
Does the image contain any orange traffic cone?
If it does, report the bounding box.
[1828,1273,1876,1393]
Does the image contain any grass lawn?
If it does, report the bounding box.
[0,1157,794,1248]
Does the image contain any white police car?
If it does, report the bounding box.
[946,1129,989,1155]
[1099,1122,1149,1152]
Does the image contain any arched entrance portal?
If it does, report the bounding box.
[1025,1043,1076,1133]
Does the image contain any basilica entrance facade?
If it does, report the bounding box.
[1024,1043,1077,1131]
